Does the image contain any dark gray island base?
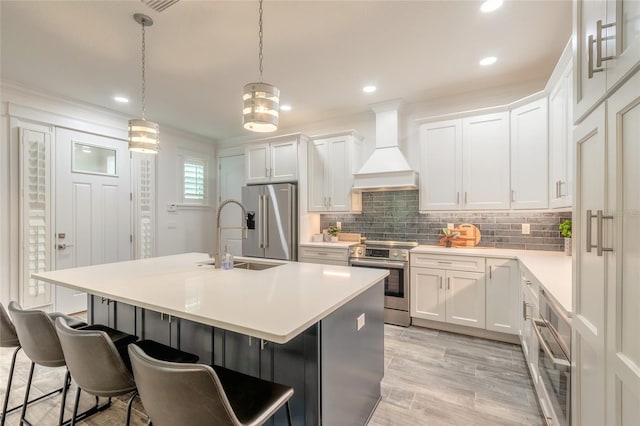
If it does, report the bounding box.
[88,280,384,425]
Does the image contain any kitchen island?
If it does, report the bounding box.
[34,253,388,426]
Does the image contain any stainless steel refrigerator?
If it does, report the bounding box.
[241,183,297,261]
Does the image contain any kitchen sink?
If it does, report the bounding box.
[197,259,283,270]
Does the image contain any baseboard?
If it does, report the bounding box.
[411,317,521,345]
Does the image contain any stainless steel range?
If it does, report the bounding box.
[349,240,417,327]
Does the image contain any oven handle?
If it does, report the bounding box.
[532,319,571,372]
[349,259,407,269]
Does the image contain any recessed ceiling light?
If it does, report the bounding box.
[479,56,497,66]
[114,96,129,103]
[480,0,503,13]
[280,104,292,111]
[362,85,377,93]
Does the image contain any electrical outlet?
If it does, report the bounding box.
[447,223,455,230]
[356,313,365,331]
[522,223,530,235]
[167,203,177,212]
[336,221,342,230]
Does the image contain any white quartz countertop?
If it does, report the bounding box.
[33,253,388,344]
[300,241,358,248]
[411,246,572,314]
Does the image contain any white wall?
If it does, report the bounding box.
[0,82,216,306]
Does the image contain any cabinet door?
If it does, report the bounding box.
[573,104,607,426]
[88,295,113,326]
[224,330,261,378]
[605,74,640,426]
[410,268,446,322]
[445,271,485,329]
[549,62,574,208]
[604,0,640,92]
[140,310,178,347]
[308,139,328,212]
[245,143,270,184]
[574,0,608,122]
[485,259,520,334]
[327,137,351,211]
[418,120,463,211]
[510,98,549,209]
[270,140,297,182]
[462,112,510,209]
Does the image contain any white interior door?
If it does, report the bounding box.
[218,155,245,256]
[55,128,131,314]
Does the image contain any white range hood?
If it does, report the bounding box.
[352,100,418,191]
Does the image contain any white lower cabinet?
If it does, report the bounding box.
[298,245,351,266]
[410,254,486,330]
[520,273,540,390]
[485,258,520,334]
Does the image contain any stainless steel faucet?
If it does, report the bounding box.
[214,199,248,269]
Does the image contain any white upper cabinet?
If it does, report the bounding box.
[418,119,463,211]
[245,135,299,184]
[549,61,574,208]
[510,97,549,209]
[462,112,511,210]
[307,130,362,212]
[574,0,640,123]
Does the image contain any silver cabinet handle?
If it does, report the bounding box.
[439,276,443,289]
[595,20,616,67]
[588,35,605,78]
[596,209,613,256]
[464,192,468,204]
[328,197,332,207]
[522,301,531,320]
[447,277,451,290]
[511,190,516,202]
[258,195,264,248]
[556,180,561,198]
[489,265,493,279]
[56,243,74,250]
[456,192,460,205]
[437,261,452,265]
[586,209,595,252]
[260,339,268,350]
[323,196,327,208]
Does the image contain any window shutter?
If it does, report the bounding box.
[183,158,206,202]
[133,154,156,259]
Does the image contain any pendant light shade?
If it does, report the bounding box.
[128,118,159,153]
[129,13,159,154]
[243,0,279,133]
[243,82,279,132]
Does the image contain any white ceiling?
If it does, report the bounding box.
[1,0,572,142]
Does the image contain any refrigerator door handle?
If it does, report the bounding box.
[258,194,264,248]
[263,195,269,248]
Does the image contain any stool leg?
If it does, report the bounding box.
[0,346,20,426]
[19,362,35,426]
[57,370,71,426]
[69,387,81,426]
[285,401,293,426]
[125,391,137,426]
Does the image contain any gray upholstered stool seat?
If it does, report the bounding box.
[128,344,294,426]
[55,317,139,426]
[0,302,87,426]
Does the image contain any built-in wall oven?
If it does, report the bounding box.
[349,241,417,327]
[533,289,571,426]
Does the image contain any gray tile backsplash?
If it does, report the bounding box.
[320,190,571,251]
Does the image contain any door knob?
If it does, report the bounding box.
[57,243,74,250]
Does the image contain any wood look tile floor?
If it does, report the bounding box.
[1,324,543,425]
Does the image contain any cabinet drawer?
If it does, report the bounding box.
[299,246,349,263]
[410,253,485,272]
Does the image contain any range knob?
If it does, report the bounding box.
[392,251,398,257]
[357,249,363,255]
[350,249,355,254]
[401,253,407,259]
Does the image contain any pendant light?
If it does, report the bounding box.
[243,0,279,132]
[129,13,159,153]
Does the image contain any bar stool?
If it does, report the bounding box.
[128,344,294,426]
[0,302,85,426]
[54,317,139,426]
[7,301,134,426]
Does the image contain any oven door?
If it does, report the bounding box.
[533,318,571,426]
[349,259,408,311]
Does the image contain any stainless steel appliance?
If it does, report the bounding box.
[349,240,417,327]
[533,289,571,426]
[241,183,297,261]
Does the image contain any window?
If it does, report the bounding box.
[72,142,117,176]
[179,152,209,206]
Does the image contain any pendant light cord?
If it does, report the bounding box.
[258,0,264,82]
[141,20,147,119]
